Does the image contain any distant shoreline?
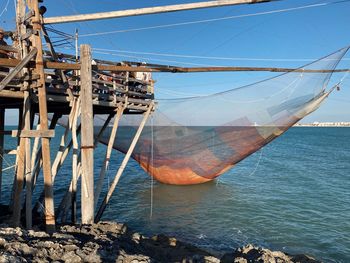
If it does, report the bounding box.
[294,122,350,127]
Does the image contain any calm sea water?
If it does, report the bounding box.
[1,127,349,262]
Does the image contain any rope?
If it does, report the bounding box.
[0,0,10,19]
[2,164,16,172]
[247,148,264,177]
[91,47,350,63]
[0,146,17,173]
[89,49,221,67]
[78,2,341,38]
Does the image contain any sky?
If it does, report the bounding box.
[1,0,350,124]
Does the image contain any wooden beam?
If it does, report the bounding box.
[71,98,80,224]
[29,0,56,233]
[12,109,25,227]
[1,57,349,73]
[5,149,17,155]
[94,106,124,208]
[95,103,154,222]
[0,90,25,99]
[0,48,37,91]
[44,0,272,24]
[11,0,27,226]
[0,130,13,135]
[12,129,55,138]
[80,44,95,224]
[0,45,19,53]
[24,88,32,229]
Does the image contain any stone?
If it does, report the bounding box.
[17,243,36,256]
[132,232,141,243]
[0,238,6,247]
[62,251,82,263]
[204,256,221,263]
[35,249,48,258]
[28,230,49,238]
[63,244,79,252]
[169,237,177,247]
[52,232,75,240]
[234,257,248,263]
[0,252,23,263]
[81,253,102,263]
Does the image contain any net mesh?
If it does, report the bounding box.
[95,47,348,185]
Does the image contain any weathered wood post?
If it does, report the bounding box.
[29,0,56,233]
[80,44,94,224]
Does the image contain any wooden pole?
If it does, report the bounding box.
[56,119,104,222]
[9,107,23,212]
[31,114,60,194]
[95,103,154,222]
[24,91,32,229]
[71,98,80,224]
[94,113,115,148]
[80,44,94,224]
[0,108,4,203]
[51,102,77,183]
[29,0,56,233]
[12,108,26,227]
[94,106,124,208]
[0,57,349,74]
[44,0,272,24]
[0,48,37,91]
[11,0,27,228]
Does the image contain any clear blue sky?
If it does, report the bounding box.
[1,0,350,123]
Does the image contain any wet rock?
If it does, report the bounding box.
[291,254,320,263]
[204,255,221,263]
[221,244,321,263]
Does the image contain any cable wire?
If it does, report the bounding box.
[79,1,343,38]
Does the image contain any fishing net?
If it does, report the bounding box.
[95,47,348,185]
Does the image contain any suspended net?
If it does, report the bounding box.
[94,47,348,185]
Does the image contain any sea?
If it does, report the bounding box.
[1,127,349,262]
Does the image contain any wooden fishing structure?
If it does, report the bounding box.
[0,0,348,232]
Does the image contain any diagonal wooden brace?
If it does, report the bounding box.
[0,48,37,91]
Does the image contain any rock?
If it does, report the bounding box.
[35,248,48,259]
[234,257,248,263]
[0,224,322,263]
[0,238,6,247]
[81,253,101,263]
[17,243,36,257]
[52,232,75,240]
[291,254,319,263]
[221,244,322,263]
[63,244,79,252]
[0,227,22,237]
[0,252,24,263]
[28,230,49,238]
[204,256,221,263]
[132,232,141,243]
[62,251,82,263]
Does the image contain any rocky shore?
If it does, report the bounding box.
[0,221,320,263]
